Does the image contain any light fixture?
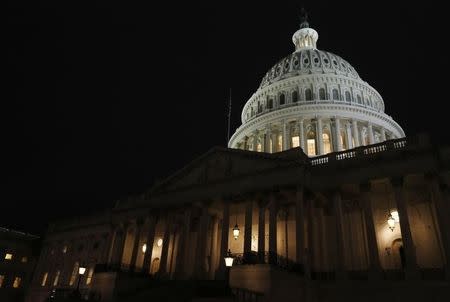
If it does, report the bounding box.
[157,238,163,247]
[224,249,234,267]
[233,224,240,240]
[78,266,86,275]
[390,209,400,223]
[142,243,147,253]
[387,213,395,232]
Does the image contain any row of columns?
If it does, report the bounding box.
[238,118,391,155]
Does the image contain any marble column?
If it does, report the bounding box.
[112,223,127,269]
[244,200,253,260]
[105,225,117,265]
[252,131,258,151]
[380,128,386,141]
[295,187,305,265]
[269,194,278,264]
[352,120,360,147]
[391,177,419,279]
[333,191,347,279]
[195,207,210,278]
[360,183,382,279]
[346,122,353,149]
[175,208,191,278]
[159,215,172,275]
[427,177,450,280]
[142,216,157,274]
[283,120,289,150]
[368,123,375,145]
[316,118,324,155]
[129,219,145,271]
[257,200,266,263]
[273,132,279,153]
[209,216,219,278]
[335,117,343,151]
[218,201,230,277]
[264,126,271,153]
[299,119,305,152]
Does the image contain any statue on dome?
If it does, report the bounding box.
[300,7,309,29]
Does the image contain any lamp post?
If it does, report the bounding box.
[76,265,86,298]
[224,249,234,294]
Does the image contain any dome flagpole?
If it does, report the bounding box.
[227,87,232,147]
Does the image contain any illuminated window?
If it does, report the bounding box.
[277,135,282,152]
[13,277,21,288]
[340,132,347,150]
[69,262,79,286]
[5,253,13,260]
[41,272,48,287]
[323,132,332,154]
[306,130,316,156]
[319,88,326,100]
[0,275,5,288]
[86,268,94,285]
[291,136,300,148]
[53,270,60,286]
[256,142,262,152]
[305,89,312,101]
[21,256,28,263]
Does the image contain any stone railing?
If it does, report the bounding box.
[310,137,410,166]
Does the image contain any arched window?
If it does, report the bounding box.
[251,107,254,116]
[292,91,299,103]
[332,89,339,100]
[305,89,312,101]
[257,101,262,113]
[319,88,326,100]
[357,95,362,104]
[323,130,333,154]
[279,93,286,105]
[345,91,351,102]
[306,130,316,156]
[267,99,273,109]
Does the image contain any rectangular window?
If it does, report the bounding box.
[41,272,48,287]
[13,277,21,288]
[0,275,5,288]
[292,136,300,148]
[86,268,94,285]
[5,253,13,260]
[307,139,316,156]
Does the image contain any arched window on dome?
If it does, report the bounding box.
[251,107,255,117]
[319,88,326,100]
[357,94,362,104]
[257,101,262,113]
[267,99,273,109]
[322,129,333,154]
[345,91,351,103]
[279,93,286,105]
[332,89,339,100]
[306,130,316,156]
[305,89,312,101]
[292,91,299,103]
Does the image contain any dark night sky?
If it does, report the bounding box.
[5,1,450,236]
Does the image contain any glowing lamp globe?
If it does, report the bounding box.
[387,214,395,232]
[78,266,86,275]
[390,210,400,223]
[232,224,240,240]
[142,243,147,253]
[224,249,234,267]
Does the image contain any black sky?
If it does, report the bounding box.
[5,1,450,235]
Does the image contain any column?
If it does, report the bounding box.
[333,191,347,279]
[194,207,210,278]
[299,119,305,152]
[142,215,157,274]
[316,118,324,155]
[273,132,279,152]
[159,214,172,275]
[282,120,289,150]
[218,201,230,277]
[346,122,353,149]
[295,187,306,266]
[244,200,253,261]
[360,183,382,279]
[335,117,343,151]
[391,177,419,279]
[368,123,375,145]
[111,223,127,269]
[209,216,219,278]
[175,208,191,278]
[352,120,360,147]
[257,200,266,263]
[265,126,271,153]
[269,194,278,264]
[129,219,144,271]
[306,198,315,279]
[252,131,258,151]
[380,127,386,141]
[427,177,450,280]
[104,225,117,265]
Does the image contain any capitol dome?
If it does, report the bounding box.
[228,13,405,156]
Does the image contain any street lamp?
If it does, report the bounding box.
[224,249,234,293]
[232,224,240,240]
[76,265,86,295]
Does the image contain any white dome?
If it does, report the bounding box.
[229,17,404,157]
